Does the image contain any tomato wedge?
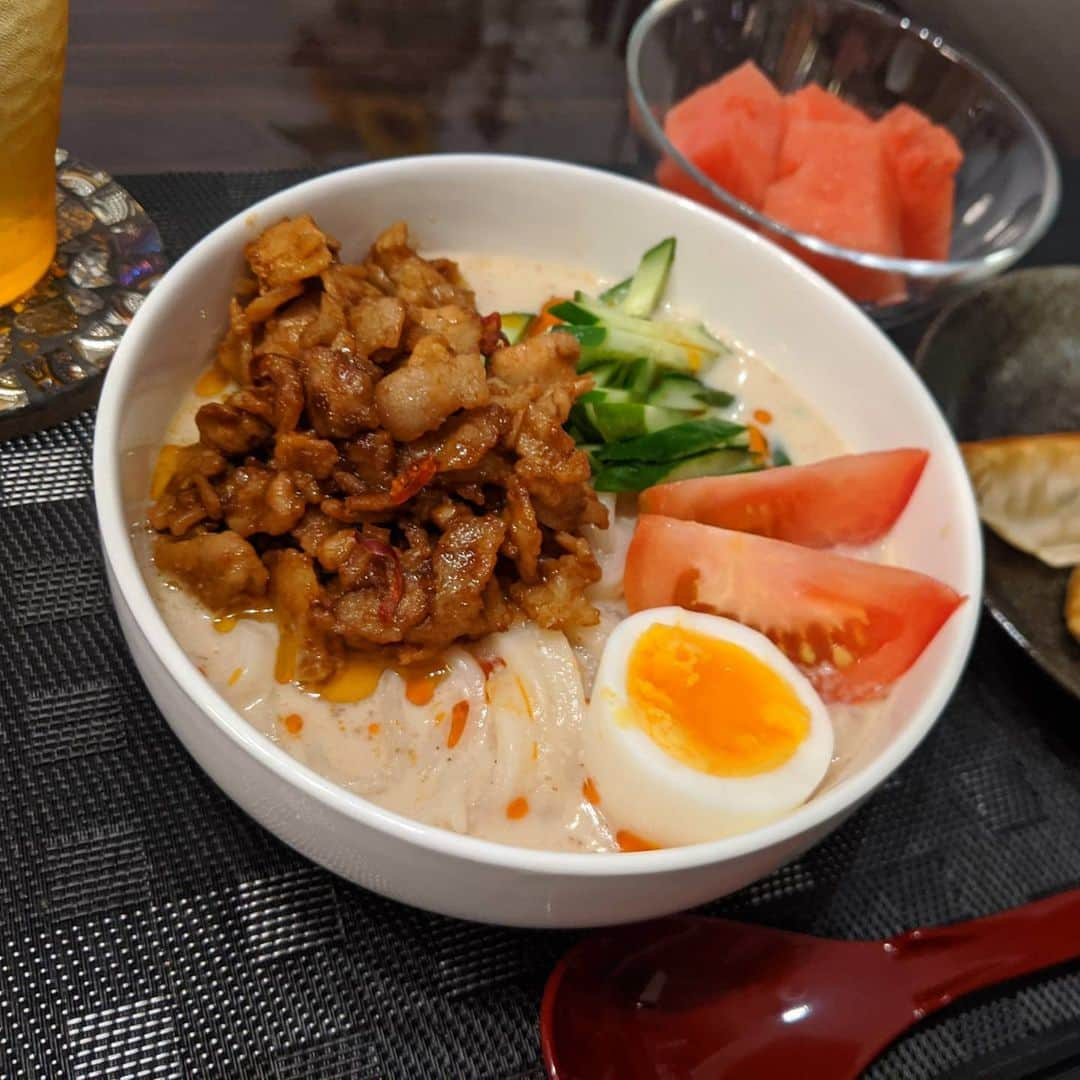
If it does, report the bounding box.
[624,515,965,702]
[640,448,928,547]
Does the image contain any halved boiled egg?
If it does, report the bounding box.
[584,607,833,848]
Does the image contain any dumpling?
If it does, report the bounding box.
[1067,567,1080,644]
[962,434,1080,568]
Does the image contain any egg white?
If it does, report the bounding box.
[584,607,834,847]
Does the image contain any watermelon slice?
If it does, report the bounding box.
[778,114,861,179]
[786,84,871,127]
[658,66,963,303]
[655,156,759,231]
[779,86,873,177]
[879,104,963,260]
[663,60,786,209]
[763,122,905,302]
[655,156,726,213]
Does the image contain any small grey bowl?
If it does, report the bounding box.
[915,267,1080,697]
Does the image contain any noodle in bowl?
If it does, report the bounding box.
[94,156,981,926]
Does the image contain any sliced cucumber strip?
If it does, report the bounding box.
[559,238,761,492]
[586,361,621,388]
[665,448,761,482]
[569,401,600,442]
[648,372,735,412]
[647,373,704,411]
[500,312,534,346]
[594,417,748,463]
[577,387,636,406]
[552,324,606,352]
[548,300,600,326]
[695,386,736,408]
[572,386,637,442]
[556,323,709,374]
[590,401,696,443]
[622,237,676,318]
[620,355,657,399]
[599,276,632,306]
[570,293,723,356]
[592,448,759,492]
[590,461,668,493]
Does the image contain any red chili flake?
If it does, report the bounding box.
[477,655,506,677]
[616,830,658,852]
[448,700,469,748]
[359,537,404,624]
[479,312,508,355]
[389,455,436,505]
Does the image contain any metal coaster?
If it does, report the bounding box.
[0,149,167,441]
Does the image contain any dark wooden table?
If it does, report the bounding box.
[61,0,651,176]
[61,0,1074,178]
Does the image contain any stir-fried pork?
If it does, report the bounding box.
[151,217,607,677]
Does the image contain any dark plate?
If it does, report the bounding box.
[915,267,1080,697]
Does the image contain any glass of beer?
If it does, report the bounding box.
[0,0,68,306]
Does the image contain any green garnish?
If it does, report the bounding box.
[594,417,748,463]
[503,238,776,493]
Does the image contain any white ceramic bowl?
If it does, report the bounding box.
[93,155,982,928]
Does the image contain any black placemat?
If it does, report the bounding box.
[0,168,1079,1080]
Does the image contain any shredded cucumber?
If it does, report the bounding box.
[599,276,632,306]
[664,448,760,481]
[571,387,635,442]
[595,417,748,464]
[564,294,724,355]
[585,361,621,388]
[593,449,760,492]
[590,402,696,443]
[621,356,657,398]
[621,237,676,318]
[599,236,678,315]
[548,300,600,326]
[555,323,709,375]
[576,387,635,407]
[500,312,534,346]
[547,236,760,492]
[649,372,734,411]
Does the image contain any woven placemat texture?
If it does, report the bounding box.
[0,168,1078,1080]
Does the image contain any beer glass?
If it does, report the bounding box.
[0,0,68,306]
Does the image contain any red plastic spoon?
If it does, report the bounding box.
[541,891,1080,1079]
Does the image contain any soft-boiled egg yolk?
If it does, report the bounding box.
[584,607,833,848]
[626,624,810,778]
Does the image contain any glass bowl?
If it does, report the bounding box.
[627,0,1061,325]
